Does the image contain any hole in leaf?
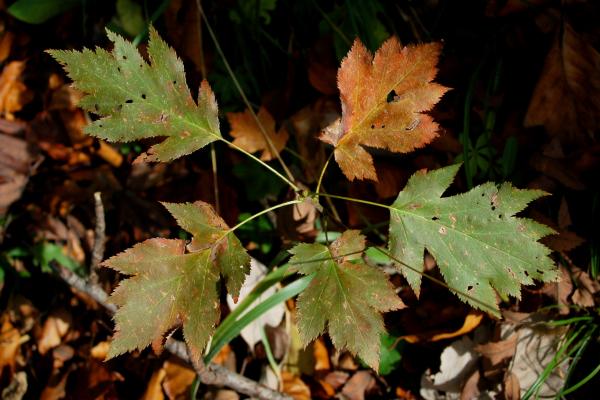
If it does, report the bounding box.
[117,67,121,73]
[432,216,439,221]
[467,285,473,291]
[481,193,485,197]
[141,94,147,99]
[381,124,386,128]
[491,206,496,211]
[125,99,133,104]
[94,104,99,112]
[524,271,529,277]
[386,90,398,102]
[122,55,127,60]
[371,124,375,129]
[172,80,177,85]
[498,214,502,219]
[537,269,544,275]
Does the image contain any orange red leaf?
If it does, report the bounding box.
[321,38,449,181]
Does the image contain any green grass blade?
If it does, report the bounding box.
[204,274,313,363]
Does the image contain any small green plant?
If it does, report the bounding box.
[47,27,558,371]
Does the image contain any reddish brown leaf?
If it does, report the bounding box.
[227,107,289,161]
[321,38,449,181]
[525,23,600,144]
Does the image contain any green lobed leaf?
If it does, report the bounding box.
[47,27,221,162]
[161,201,251,298]
[288,230,404,369]
[388,164,558,316]
[104,238,220,362]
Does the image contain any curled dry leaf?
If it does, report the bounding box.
[321,37,449,181]
[227,107,289,161]
[525,23,600,144]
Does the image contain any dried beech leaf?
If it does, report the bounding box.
[321,38,449,181]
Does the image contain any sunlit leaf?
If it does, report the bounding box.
[289,230,404,369]
[388,164,558,316]
[321,37,449,181]
[48,27,221,162]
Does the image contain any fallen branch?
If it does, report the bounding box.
[89,191,105,284]
[53,264,292,400]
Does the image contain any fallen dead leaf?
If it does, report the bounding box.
[0,32,14,63]
[37,309,72,355]
[504,372,520,400]
[525,23,600,144]
[227,107,288,161]
[475,334,518,367]
[141,367,167,400]
[282,371,311,400]
[313,337,331,371]
[341,370,376,400]
[277,195,318,242]
[322,371,349,392]
[2,371,28,400]
[90,341,110,360]
[163,358,196,400]
[0,61,33,119]
[570,265,600,307]
[0,316,28,377]
[460,369,481,400]
[289,99,335,182]
[226,259,285,351]
[402,311,484,343]
[0,133,37,216]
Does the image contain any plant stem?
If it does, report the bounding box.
[224,138,299,192]
[197,3,296,185]
[226,200,303,234]
[315,192,396,212]
[371,247,499,315]
[316,151,334,195]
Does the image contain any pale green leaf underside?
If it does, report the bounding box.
[289,230,403,369]
[388,164,558,316]
[47,27,221,162]
[162,201,250,298]
[104,238,219,362]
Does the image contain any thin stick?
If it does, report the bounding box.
[52,264,291,400]
[196,2,296,186]
[90,192,106,284]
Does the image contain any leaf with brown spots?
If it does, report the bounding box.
[227,107,288,161]
[388,164,558,316]
[48,27,221,162]
[320,38,449,181]
[288,230,404,370]
[103,201,249,362]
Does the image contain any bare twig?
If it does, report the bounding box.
[90,192,106,283]
[52,265,291,400]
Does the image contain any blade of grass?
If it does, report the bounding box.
[204,274,313,363]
